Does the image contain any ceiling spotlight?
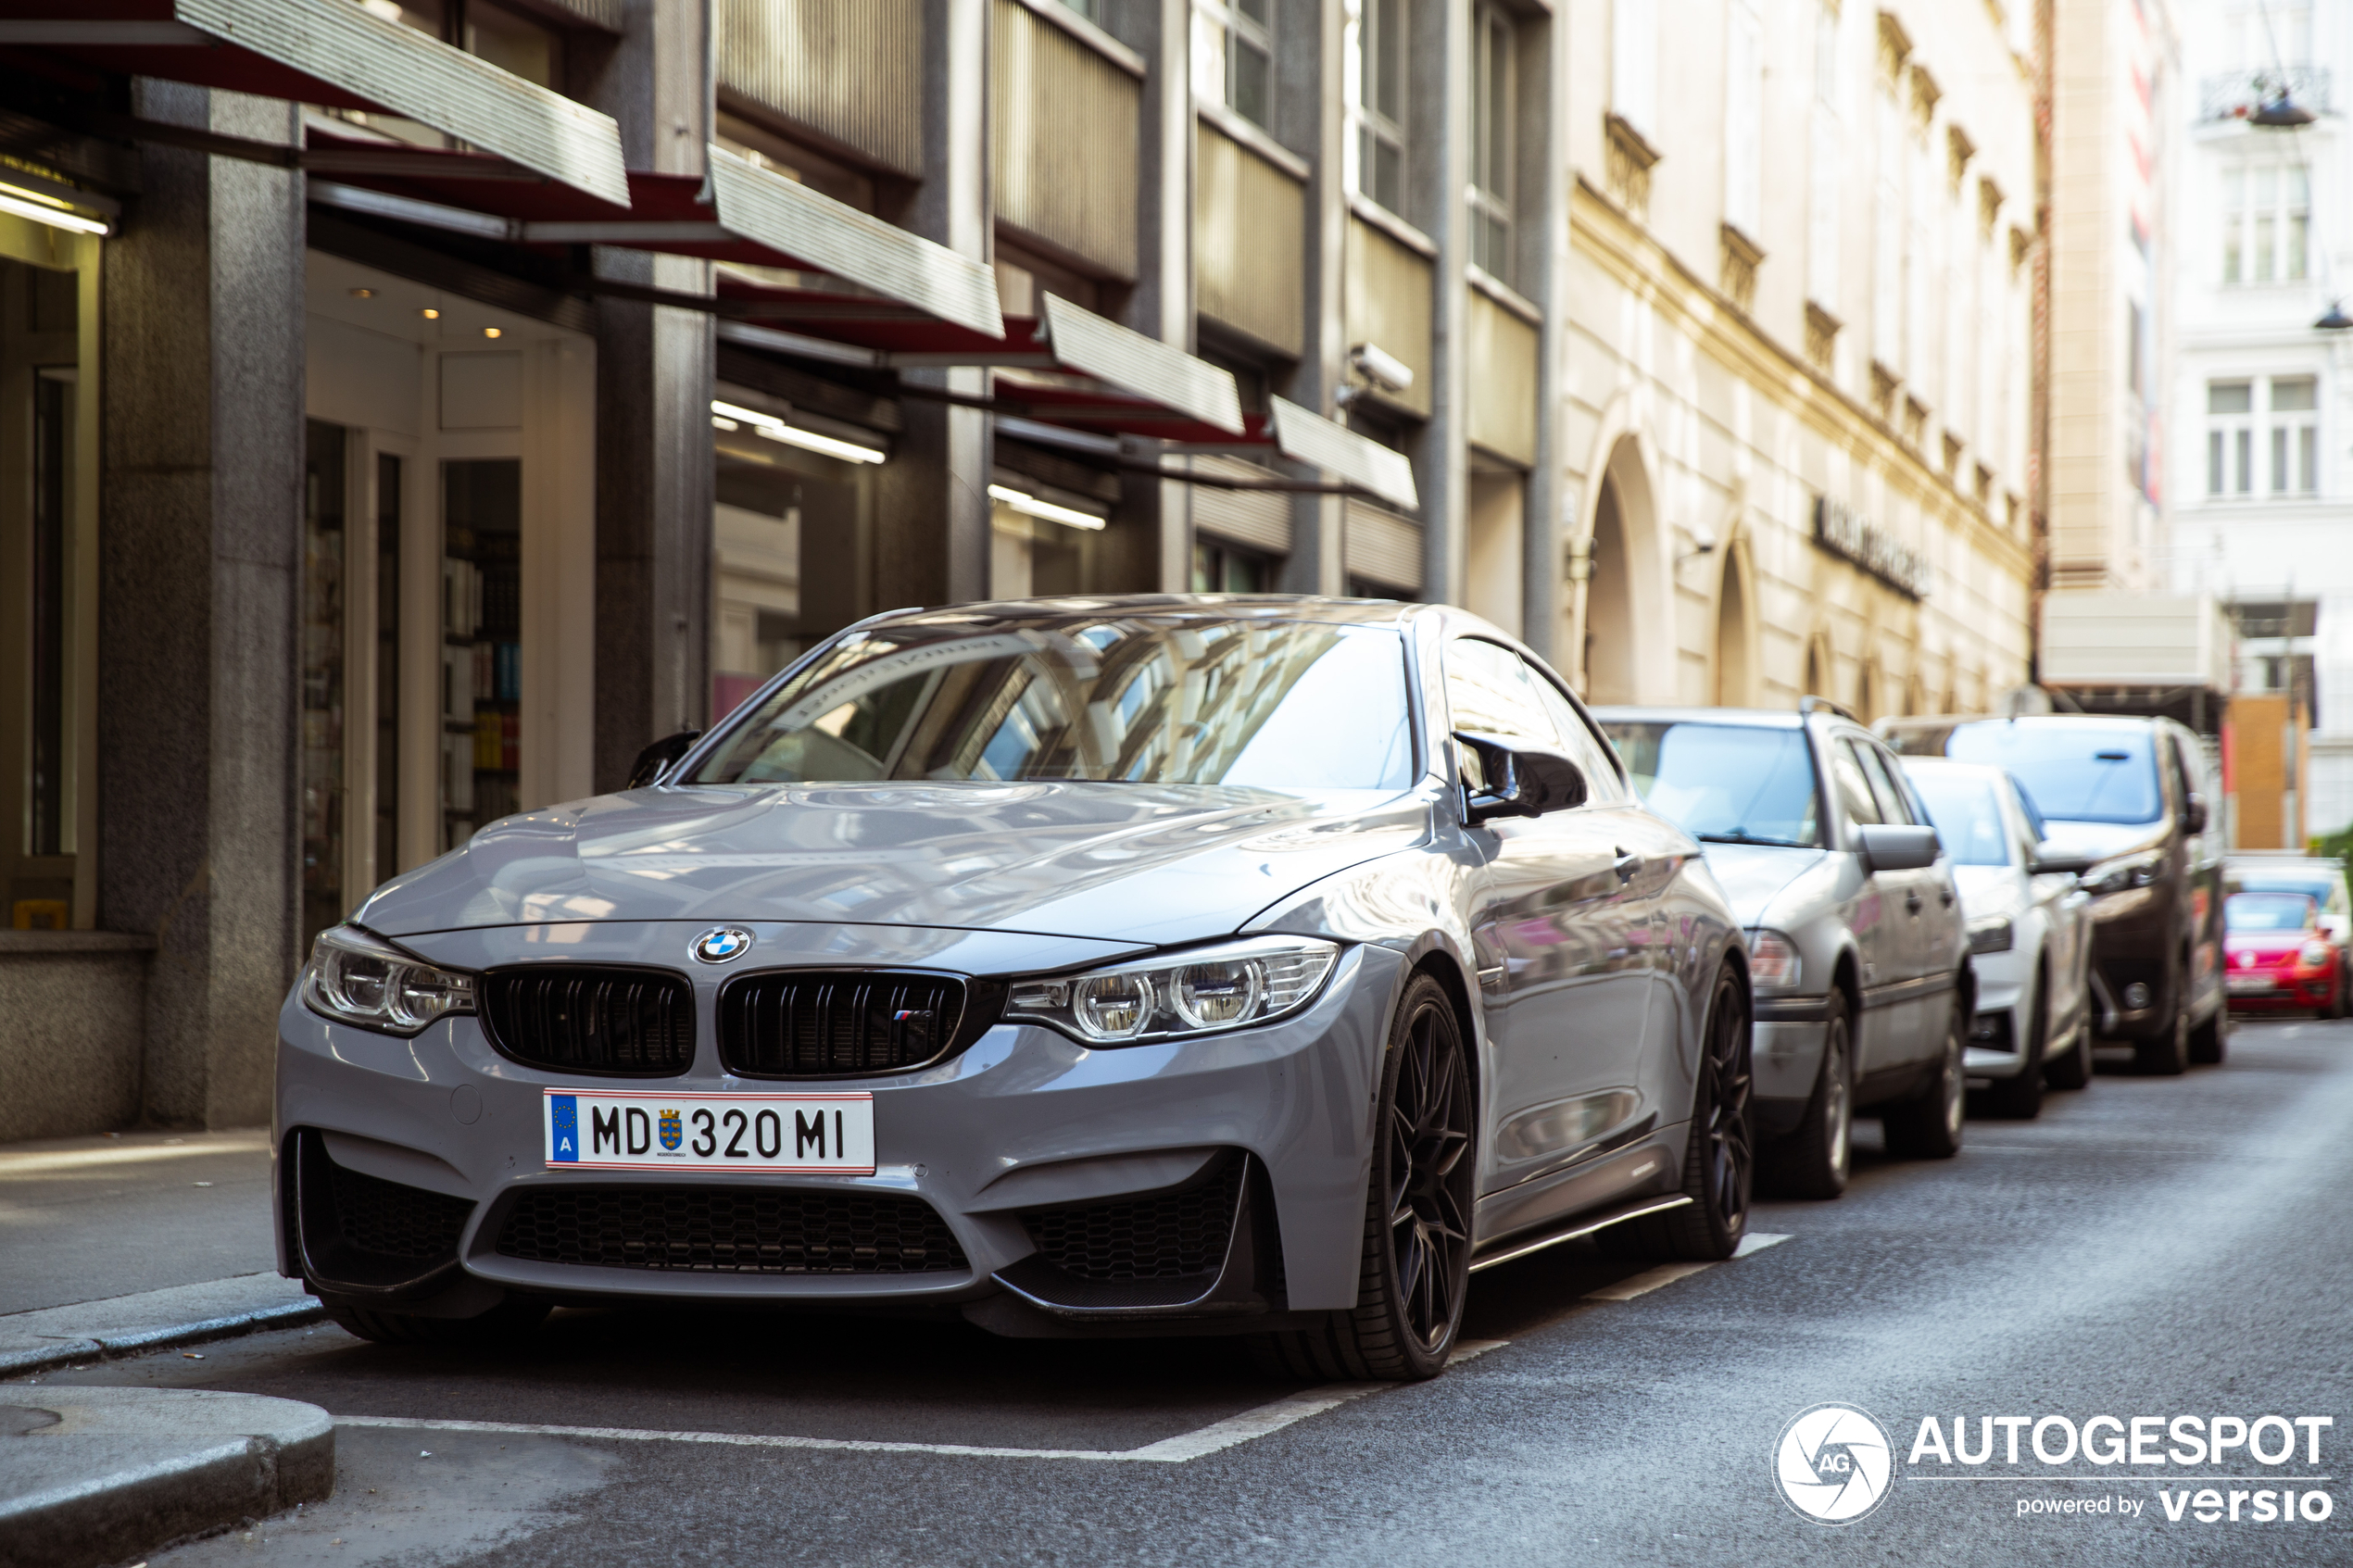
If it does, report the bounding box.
[421,307,439,320]
[349,287,374,298]
[2316,301,2353,332]
[483,327,502,339]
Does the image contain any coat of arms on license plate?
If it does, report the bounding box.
[659,1108,683,1150]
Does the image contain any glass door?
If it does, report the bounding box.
[441,459,522,848]
[301,420,349,951]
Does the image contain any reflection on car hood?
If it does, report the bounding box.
[1952,863,2023,920]
[355,781,1431,947]
[2040,819,2164,860]
[1695,842,1828,927]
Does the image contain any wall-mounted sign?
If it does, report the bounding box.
[1813,495,1931,600]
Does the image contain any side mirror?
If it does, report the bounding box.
[1854,822,1940,872]
[626,729,705,789]
[2182,794,2208,834]
[2031,848,2097,877]
[1454,731,1589,823]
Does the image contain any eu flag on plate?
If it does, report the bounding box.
[549,1094,579,1161]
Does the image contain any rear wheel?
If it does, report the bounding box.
[1883,994,1967,1159]
[325,1296,549,1347]
[1981,975,2045,1120]
[1759,992,1851,1200]
[1248,972,1473,1382]
[1599,964,1752,1260]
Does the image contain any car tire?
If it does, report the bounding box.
[1758,991,1852,1200]
[2188,1006,2226,1066]
[1981,974,2045,1120]
[1247,972,1472,1383]
[2043,1013,2094,1091]
[1597,963,1753,1261]
[2134,992,2190,1076]
[324,1296,549,1347]
[1883,993,1967,1160]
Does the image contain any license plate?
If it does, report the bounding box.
[544,1090,875,1174]
[2225,974,2276,994]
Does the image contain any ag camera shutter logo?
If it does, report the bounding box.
[1775,1403,1896,1524]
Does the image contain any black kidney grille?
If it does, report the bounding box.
[719,972,966,1077]
[482,967,694,1076]
[496,1187,967,1274]
[1021,1154,1245,1282]
[328,1159,474,1260]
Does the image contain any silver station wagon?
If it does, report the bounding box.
[279,596,1754,1380]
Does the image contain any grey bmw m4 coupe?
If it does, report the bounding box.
[279,596,1753,1380]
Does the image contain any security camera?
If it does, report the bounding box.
[1348,342,1416,396]
[1676,528,1719,569]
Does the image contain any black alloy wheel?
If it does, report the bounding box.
[1603,962,1754,1260]
[1249,972,1473,1382]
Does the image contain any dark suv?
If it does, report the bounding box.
[1881,714,2224,1073]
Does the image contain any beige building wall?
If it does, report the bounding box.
[1557,0,2039,718]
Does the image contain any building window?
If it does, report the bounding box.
[2208,380,2253,495]
[1469,4,1516,279]
[1351,0,1409,215]
[1194,0,1275,128]
[1192,538,1275,593]
[2270,376,2318,495]
[2221,163,2309,284]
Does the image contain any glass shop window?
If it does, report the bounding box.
[442,459,522,848]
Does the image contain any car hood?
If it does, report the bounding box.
[2041,818,2165,861]
[1696,842,1829,928]
[1952,863,2024,920]
[355,780,1431,947]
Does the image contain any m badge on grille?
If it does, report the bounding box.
[692,926,755,964]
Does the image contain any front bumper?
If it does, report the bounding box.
[1750,1005,1828,1136]
[2224,969,2337,1011]
[1964,946,2032,1080]
[275,928,1404,1328]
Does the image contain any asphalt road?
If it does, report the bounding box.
[19,1018,2353,1567]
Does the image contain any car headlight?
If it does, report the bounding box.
[300,924,476,1036]
[1005,936,1340,1047]
[1748,930,1803,990]
[2300,941,2333,969]
[1968,914,2015,955]
[2081,850,2163,897]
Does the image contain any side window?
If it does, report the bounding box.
[1830,738,1884,829]
[1860,741,1920,824]
[1520,662,1627,804]
[1445,639,1555,750]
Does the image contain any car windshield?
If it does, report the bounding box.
[2226,893,2317,933]
[1604,722,1820,847]
[687,614,1416,792]
[1906,771,2009,866]
[2232,871,2338,903]
[1940,722,2162,825]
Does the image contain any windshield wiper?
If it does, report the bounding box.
[1696,831,1809,848]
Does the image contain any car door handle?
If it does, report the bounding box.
[1613,849,1642,883]
[1906,891,1924,915]
[1939,886,1954,907]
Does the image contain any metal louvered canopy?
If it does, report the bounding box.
[0,0,629,206]
[1267,396,1419,510]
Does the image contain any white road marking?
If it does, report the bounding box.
[336,1339,1513,1466]
[1582,1231,1791,1300]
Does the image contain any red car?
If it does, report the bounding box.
[2223,892,2345,1015]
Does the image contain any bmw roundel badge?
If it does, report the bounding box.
[692,926,755,964]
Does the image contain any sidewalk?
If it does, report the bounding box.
[0,1129,335,1565]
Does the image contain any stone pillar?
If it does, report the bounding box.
[96,83,305,1129]
[877,0,993,607]
[582,0,715,787]
[1278,0,1350,596]
[1522,4,1571,662]
[1413,0,1472,608]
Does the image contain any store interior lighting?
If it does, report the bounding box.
[0,183,109,237]
[988,483,1107,532]
[710,399,887,465]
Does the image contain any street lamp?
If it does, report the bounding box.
[2249,93,2317,128]
[2314,301,2353,332]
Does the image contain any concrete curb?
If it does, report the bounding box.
[0,1387,334,1568]
[0,1299,328,1382]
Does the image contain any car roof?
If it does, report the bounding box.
[1588,706,1806,730]
[868,594,1418,631]
[1896,757,2011,781]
